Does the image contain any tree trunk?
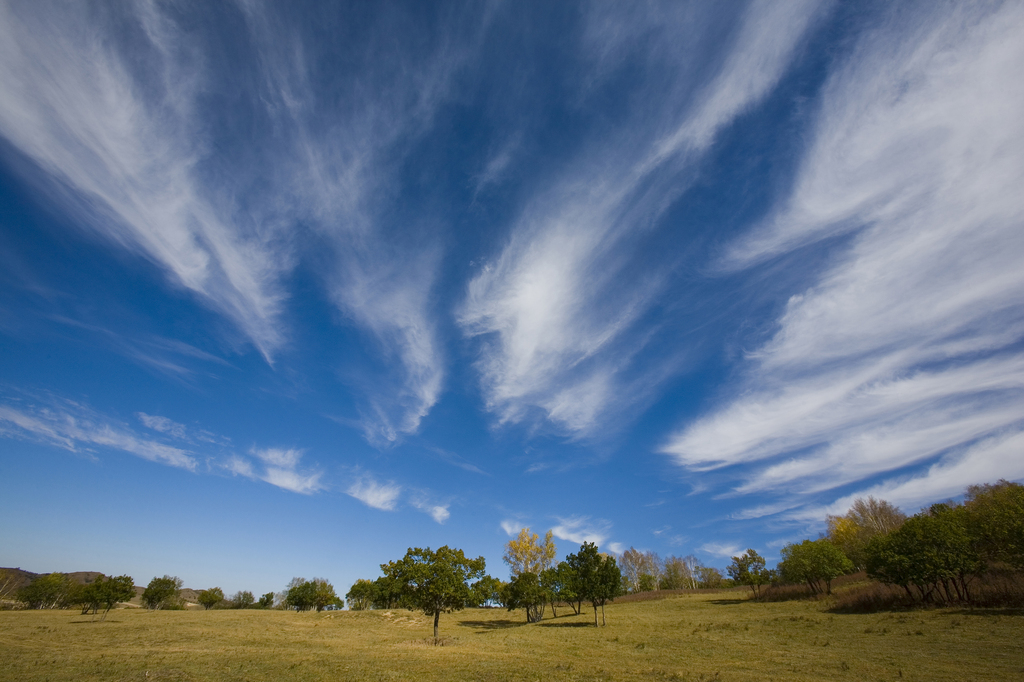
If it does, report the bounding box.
[601,602,606,626]
[433,611,439,641]
[594,603,598,626]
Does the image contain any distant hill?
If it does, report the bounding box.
[1,567,201,607]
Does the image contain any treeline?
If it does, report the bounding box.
[346,535,625,641]
[616,550,728,593]
[728,479,1024,609]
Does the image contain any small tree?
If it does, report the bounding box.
[502,572,548,622]
[696,565,724,588]
[468,575,503,608]
[257,592,275,608]
[308,578,339,612]
[565,542,622,625]
[346,579,378,610]
[89,575,135,620]
[231,590,255,609]
[381,546,486,641]
[18,573,75,609]
[142,576,183,610]
[727,549,771,598]
[778,539,853,595]
[198,587,225,610]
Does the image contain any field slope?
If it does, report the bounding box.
[1,593,1021,681]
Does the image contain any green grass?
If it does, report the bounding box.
[1,593,1022,681]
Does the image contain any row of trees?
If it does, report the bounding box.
[14,572,135,619]
[346,532,626,641]
[618,548,726,593]
[865,481,1024,604]
[724,480,1023,607]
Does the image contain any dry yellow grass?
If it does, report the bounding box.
[1,593,1021,681]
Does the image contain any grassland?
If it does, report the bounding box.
[1,592,1021,682]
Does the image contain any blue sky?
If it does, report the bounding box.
[2,0,1023,597]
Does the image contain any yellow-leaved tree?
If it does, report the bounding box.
[503,527,557,577]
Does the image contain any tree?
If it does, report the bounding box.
[468,575,503,608]
[695,565,724,588]
[828,496,907,570]
[371,575,405,609]
[963,479,1024,568]
[778,539,853,595]
[88,575,135,620]
[565,542,622,625]
[619,547,662,593]
[308,578,340,612]
[381,546,486,641]
[727,549,771,598]
[501,572,549,622]
[284,577,338,611]
[18,573,75,609]
[231,590,255,609]
[142,576,183,610]
[198,587,225,610]
[866,503,982,603]
[545,563,580,615]
[346,579,378,611]
[661,555,702,590]
[258,592,275,608]
[503,528,557,577]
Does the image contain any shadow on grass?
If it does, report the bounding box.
[457,619,526,631]
[707,598,748,606]
[68,620,122,624]
[951,607,1024,617]
[538,622,593,628]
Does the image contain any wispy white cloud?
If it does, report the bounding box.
[550,515,611,547]
[699,542,742,559]
[0,2,290,360]
[226,450,323,495]
[410,495,451,524]
[137,412,189,440]
[346,476,402,511]
[458,0,826,437]
[607,542,625,555]
[664,3,1024,508]
[0,396,195,470]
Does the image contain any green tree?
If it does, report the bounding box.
[346,579,378,610]
[695,565,724,588]
[381,546,486,641]
[866,504,982,603]
[468,575,503,608]
[285,578,315,611]
[565,542,622,626]
[660,555,701,590]
[142,575,183,610]
[370,575,405,609]
[87,575,135,620]
[963,479,1024,568]
[231,590,255,609]
[778,539,853,595]
[18,573,74,609]
[727,549,771,598]
[198,587,225,610]
[257,592,275,608]
[501,571,549,622]
[308,578,339,612]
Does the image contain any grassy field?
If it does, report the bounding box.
[1,593,1022,682]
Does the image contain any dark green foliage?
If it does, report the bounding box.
[257,592,275,608]
[381,546,486,640]
[728,549,772,598]
[963,480,1024,568]
[502,571,548,622]
[564,542,622,625]
[231,590,255,609]
[142,575,183,610]
[285,578,338,612]
[468,575,503,608]
[778,539,854,595]
[346,579,377,610]
[371,575,405,609]
[198,587,225,610]
[866,503,981,603]
[86,575,135,619]
[18,573,75,609]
